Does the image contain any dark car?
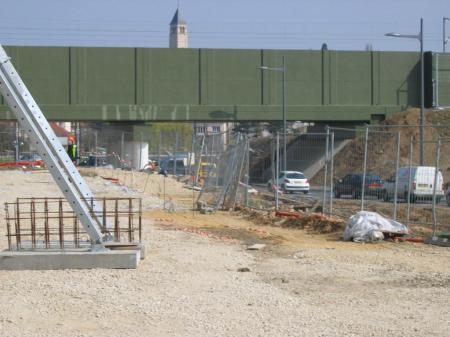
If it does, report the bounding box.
[334,174,383,199]
[18,153,42,161]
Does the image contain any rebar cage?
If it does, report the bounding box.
[4,197,142,251]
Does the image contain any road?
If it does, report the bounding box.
[254,184,449,208]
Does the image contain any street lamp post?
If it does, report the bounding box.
[258,56,287,172]
[385,18,425,165]
[444,17,450,53]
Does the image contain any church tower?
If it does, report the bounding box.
[169,8,188,48]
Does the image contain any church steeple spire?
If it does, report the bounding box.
[169,7,188,48]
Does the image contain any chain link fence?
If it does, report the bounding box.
[196,133,249,210]
[0,122,40,165]
[324,127,400,221]
[240,124,449,235]
[1,120,449,234]
[324,125,450,235]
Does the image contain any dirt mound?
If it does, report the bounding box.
[236,206,346,234]
[313,108,450,183]
[280,213,346,233]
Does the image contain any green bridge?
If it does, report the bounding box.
[0,46,449,123]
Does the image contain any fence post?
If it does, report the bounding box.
[139,131,143,170]
[406,137,413,225]
[188,132,195,179]
[275,132,280,211]
[195,135,205,185]
[121,131,125,169]
[329,132,335,217]
[245,138,250,207]
[94,130,98,168]
[15,122,19,162]
[361,126,369,211]
[270,138,276,201]
[163,174,166,210]
[393,132,401,221]
[432,138,441,236]
[76,122,81,165]
[173,131,179,176]
[322,126,330,214]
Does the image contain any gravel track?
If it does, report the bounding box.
[0,170,449,336]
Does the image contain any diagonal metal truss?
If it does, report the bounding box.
[0,45,105,246]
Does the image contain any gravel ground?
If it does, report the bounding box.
[0,170,449,337]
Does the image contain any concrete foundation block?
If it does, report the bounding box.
[0,249,140,270]
[104,242,147,260]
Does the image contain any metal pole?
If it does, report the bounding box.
[173,131,179,176]
[139,131,143,170]
[406,137,413,225]
[419,18,425,166]
[436,54,439,108]
[361,126,369,211]
[195,135,205,185]
[189,131,195,178]
[15,122,19,162]
[245,138,250,207]
[275,132,280,211]
[163,175,166,210]
[393,132,401,221]
[431,138,441,236]
[271,138,276,200]
[121,131,125,169]
[158,130,161,165]
[444,17,449,53]
[94,130,98,168]
[322,127,330,214]
[282,56,287,172]
[76,122,81,165]
[329,132,335,217]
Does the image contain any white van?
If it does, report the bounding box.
[382,166,444,203]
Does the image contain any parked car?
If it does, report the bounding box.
[333,174,383,199]
[268,171,310,194]
[18,153,42,162]
[381,166,444,203]
[79,154,108,167]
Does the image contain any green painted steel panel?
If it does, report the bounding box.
[332,51,372,105]
[141,48,199,104]
[433,53,450,107]
[0,103,401,122]
[4,46,70,105]
[261,50,323,106]
[74,47,136,104]
[201,49,261,105]
[0,46,427,122]
[376,51,420,106]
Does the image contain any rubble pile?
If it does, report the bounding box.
[281,212,346,234]
[235,206,346,234]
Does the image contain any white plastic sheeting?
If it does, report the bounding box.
[343,211,408,243]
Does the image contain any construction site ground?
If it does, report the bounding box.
[0,169,449,337]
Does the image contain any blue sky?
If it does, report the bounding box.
[1,0,449,52]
